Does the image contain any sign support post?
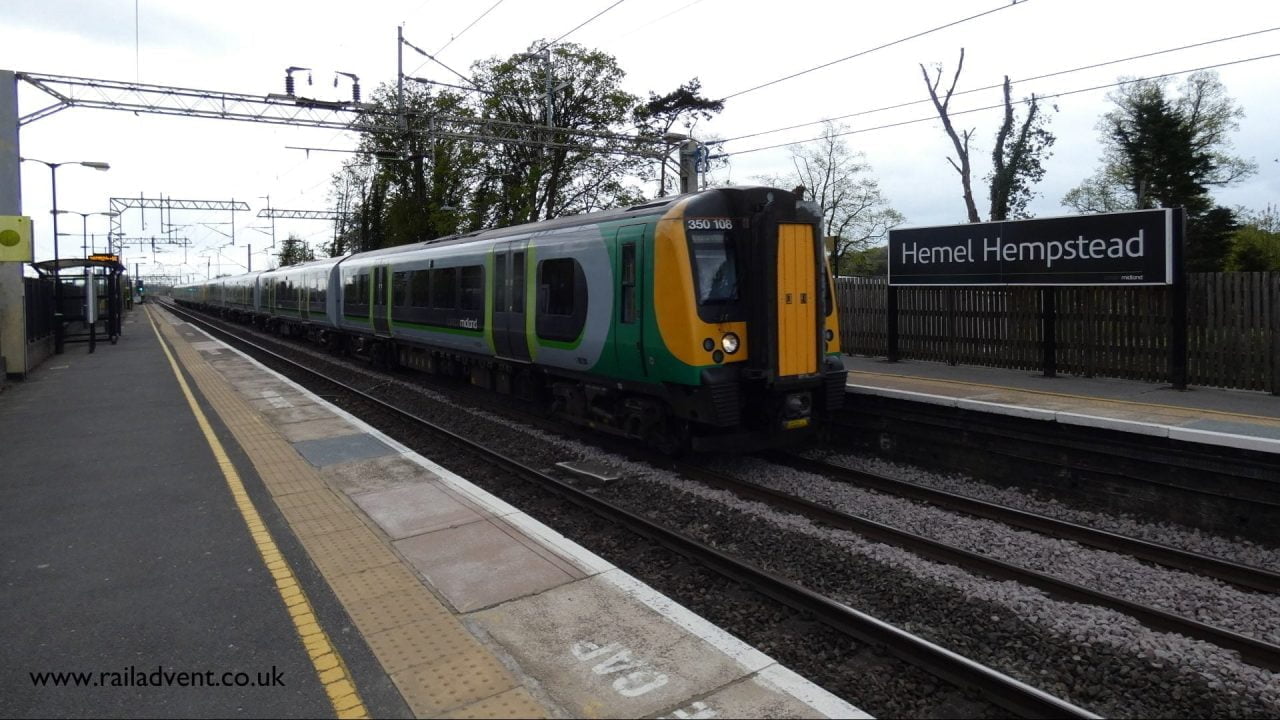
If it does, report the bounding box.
[1169,208,1187,391]
[1042,288,1056,378]
[886,284,899,362]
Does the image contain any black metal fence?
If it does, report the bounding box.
[24,277,55,342]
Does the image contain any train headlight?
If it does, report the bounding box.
[721,332,740,354]
[825,329,834,341]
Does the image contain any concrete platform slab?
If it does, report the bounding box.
[279,415,364,443]
[323,454,439,496]
[261,402,340,425]
[663,674,834,720]
[353,482,486,540]
[293,431,396,466]
[394,519,582,612]
[247,392,317,412]
[1190,417,1280,440]
[470,575,763,719]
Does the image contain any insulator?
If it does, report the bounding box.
[352,82,361,104]
[285,74,295,96]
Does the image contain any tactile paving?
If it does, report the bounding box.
[363,616,485,676]
[325,564,427,607]
[439,686,548,719]
[303,528,402,577]
[343,588,454,635]
[286,512,368,539]
[391,648,521,717]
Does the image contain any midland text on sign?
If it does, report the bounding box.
[888,209,1176,286]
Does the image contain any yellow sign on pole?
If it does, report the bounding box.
[0,215,32,262]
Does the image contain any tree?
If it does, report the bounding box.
[988,77,1055,220]
[632,78,725,196]
[844,245,888,276]
[1063,71,1256,271]
[277,233,315,267]
[761,122,903,277]
[1226,205,1280,271]
[471,41,647,226]
[921,49,980,223]
[922,49,1055,222]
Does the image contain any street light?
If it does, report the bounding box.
[56,210,120,256]
[19,157,111,354]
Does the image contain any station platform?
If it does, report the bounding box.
[842,355,1280,456]
[1,303,863,719]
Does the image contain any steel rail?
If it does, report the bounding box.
[679,461,1280,672]
[770,452,1280,594]
[161,301,1097,719]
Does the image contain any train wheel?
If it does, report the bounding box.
[645,417,688,456]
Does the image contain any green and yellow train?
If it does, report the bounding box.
[175,186,847,451]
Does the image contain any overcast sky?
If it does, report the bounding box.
[4,0,1278,279]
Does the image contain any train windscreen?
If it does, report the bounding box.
[689,231,739,304]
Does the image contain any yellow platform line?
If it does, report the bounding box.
[850,369,1280,424]
[146,308,368,719]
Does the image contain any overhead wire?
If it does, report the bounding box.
[716,51,1280,158]
[616,0,708,39]
[533,0,628,54]
[720,0,1032,101]
[719,26,1280,145]
[407,0,508,77]
[434,0,507,56]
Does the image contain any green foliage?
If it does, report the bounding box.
[1064,71,1256,271]
[328,41,677,253]
[1226,205,1280,271]
[632,78,726,196]
[842,245,888,276]
[987,78,1056,221]
[632,77,724,138]
[1185,206,1238,273]
[276,233,315,267]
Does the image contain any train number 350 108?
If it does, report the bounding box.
[685,218,733,231]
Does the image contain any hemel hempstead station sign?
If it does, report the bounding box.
[888,209,1175,286]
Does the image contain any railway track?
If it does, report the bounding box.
[837,392,1280,545]
[678,459,1280,672]
[162,301,1097,719]
[768,452,1280,594]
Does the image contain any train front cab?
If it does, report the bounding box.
[656,187,846,452]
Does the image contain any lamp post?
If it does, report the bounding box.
[58,210,120,257]
[19,158,111,353]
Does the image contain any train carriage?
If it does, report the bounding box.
[176,186,846,452]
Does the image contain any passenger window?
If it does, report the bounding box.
[431,268,456,309]
[494,254,508,312]
[410,270,430,307]
[392,272,409,306]
[512,252,525,313]
[621,243,636,324]
[535,258,588,343]
[460,266,484,311]
[540,258,575,316]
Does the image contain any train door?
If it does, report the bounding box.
[613,224,647,377]
[775,223,820,377]
[493,241,531,361]
[372,266,391,336]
